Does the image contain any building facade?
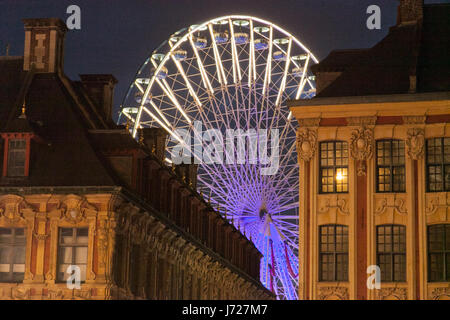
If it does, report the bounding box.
[289,0,450,300]
[0,18,273,300]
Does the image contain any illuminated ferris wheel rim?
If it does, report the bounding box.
[125,14,319,138]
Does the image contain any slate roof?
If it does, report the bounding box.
[313,4,450,98]
[0,64,123,187]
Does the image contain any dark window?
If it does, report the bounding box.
[57,228,88,282]
[376,140,406,192]
[0,228,26,282]
[376,225,406,282]
[428,224,450,282]
[319,141,348,193]
[426,138,450,192]
[7,139,26,177]
[319,225,348,281]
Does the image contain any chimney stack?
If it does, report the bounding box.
[141,128,168,162]
[397,0,423,25]
[22,18,67,73]
[79,74,118,125]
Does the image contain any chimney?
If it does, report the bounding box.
[141,128,168,162]
[397,0,423,25]
[79,74,118,125]
[177,161,198,189]
[22,18,67,73]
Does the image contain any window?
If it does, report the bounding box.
[57,228,88,282]
[426,138,450,192]
[7,139,27,177]
[319,225,348,281]
[0,228,26,282]
[376,225,406,282]
[376,140,406,192]
[319,141,348,193]
[428,224,450,282]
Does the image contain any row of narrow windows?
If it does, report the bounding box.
[0,227,88,283]
[320,137,450,194]
[319,224,450,283]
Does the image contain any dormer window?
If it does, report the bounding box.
[7,139,27,177]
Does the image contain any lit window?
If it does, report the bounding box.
[57,228,89,282]
[319,225,348,281]
[319,141,348,193]
[0,228,26,282]
[376,225,406,282]
[7,139,27,177]
[428,224,450,282]
[376,140,406,192]
[426,138,450,192]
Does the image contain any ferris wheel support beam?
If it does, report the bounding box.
[155,78,192,124]
[172,57,202,107]
[228,19,242,84]
[249,19,257,86]
[262,26,273,96]
[208,24,228,85]
[295,54,310,99]
[189,35,215,94]
[275,38,292,106]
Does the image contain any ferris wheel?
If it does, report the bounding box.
[119,15,318,300]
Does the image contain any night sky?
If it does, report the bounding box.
[1,0,447,122]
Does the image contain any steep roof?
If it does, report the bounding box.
[0,60,121,187]
[313,4,450,98]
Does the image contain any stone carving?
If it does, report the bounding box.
[375,197,408,216]
[296,127,317,162]
[317,286,349,300]
[430,287,450,300]
[425,194,450,222]
[318,197,349,215]
[376,287,407,300]
[406,128,425,160]
[59,194,97,224]
[0,195,32,223]
[350,127,374,176]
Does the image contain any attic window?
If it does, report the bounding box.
[7,139,27,177]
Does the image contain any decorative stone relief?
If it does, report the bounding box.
[425,193,450,222]
[375,287,407,300]
[406,128,425,160]
[317,286,349,300]
[350,126,374,176]
[430,287,450,300]
[0,195,33,223]
[318,196,349,215]
[375,197,408,216]
[58,194,97,224]
[296,127,317,162]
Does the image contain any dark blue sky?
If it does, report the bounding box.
[1,0,447,121]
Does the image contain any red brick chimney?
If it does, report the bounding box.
[22,18,67,73]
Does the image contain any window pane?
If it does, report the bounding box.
[319,141,348,194]
[377,140,405,193]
